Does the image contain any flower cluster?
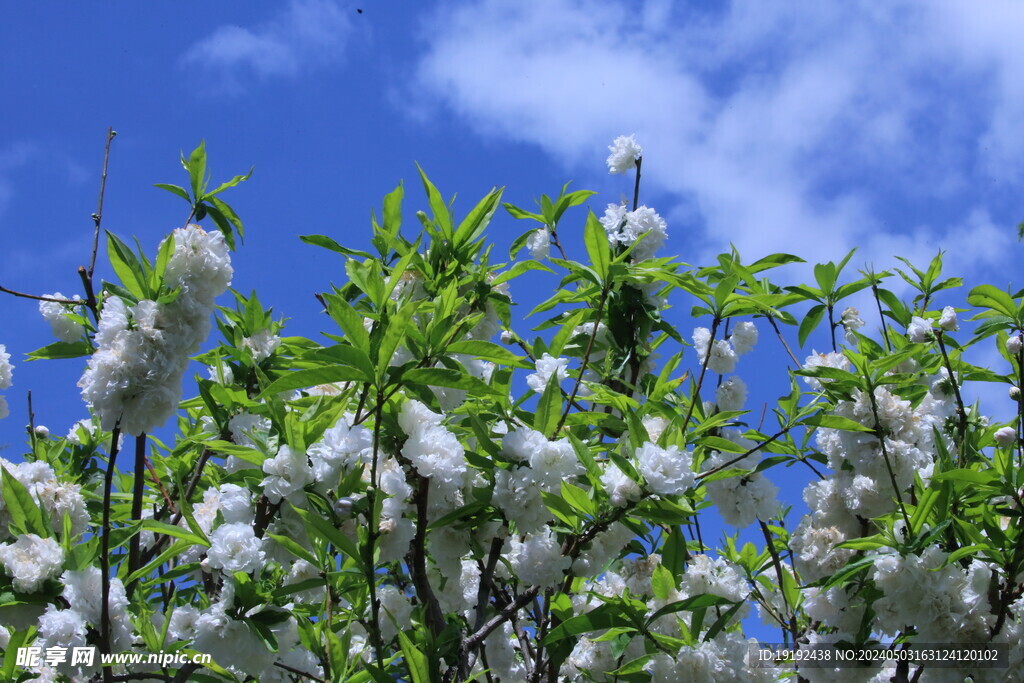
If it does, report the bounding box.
[78,225,232,435]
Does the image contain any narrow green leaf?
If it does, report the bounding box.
[584,212,610,279]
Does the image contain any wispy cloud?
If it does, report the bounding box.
[182,0,353,90]
[412,1,1024,275]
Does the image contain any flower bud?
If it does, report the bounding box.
[994,426,1017,447]
[33,425,49,438]
[333,497,354,517]
[939,306,958,332]
[907,316,932,343]
[1008,334,1022,355]
[500,330,515,345]
[1011,386,1021,402]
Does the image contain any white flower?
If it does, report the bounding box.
[527,353,570,392]
[606,134,642,174]
[1008,334,1023,355]
[168,605,201,642]
[206,522,265,574]
[839,307,865,344]
[635,442,695,496]
[600,204,667,260]
[241,329,281,361]
[995,426,1017,447]
[308,415,373,488]
[526,228,550,260]
[36,605,87,650]
[907,316,932,343]
[678,554,749,603]
[939,306,958,332]
[161,224,233,306]
[0,534,65,592]
[261,444,315,503]
[600,464,641,507]
[502,427,547,462]
[801,351,851,390]
[692,327,738,374]
[399,401,466,505]
[508,529,570,587]
[39,293,83,342]
[0,344,13,390]
[729,321,758,355]
[61,566,128,623]
[217,483,254,525]
[715,376,748,412]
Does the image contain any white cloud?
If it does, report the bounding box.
[412,0,1024,274]
[182,0,352,89]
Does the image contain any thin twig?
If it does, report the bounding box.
[0,286,85,305]
[273,661,326,682]
[89,127,117,279]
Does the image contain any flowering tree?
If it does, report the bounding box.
[0,133,1022,683]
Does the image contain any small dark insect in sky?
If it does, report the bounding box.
[357,8,363,13]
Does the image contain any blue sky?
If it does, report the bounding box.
[2,0,1023,639]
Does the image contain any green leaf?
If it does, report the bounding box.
[140,520,208,547]
[154,183,191,202]
[798,304,826,347]
[415,163,453,240]
[185,140,207,199]
[456,186,505,247]
[800,414,874,433]
[26,340,90,360]
[402,367,501,397]
[324,294,371,352]
[292,505,364,571]
[1,466,51,537]
[534,373,562,435]
[967,284,1019,319]
[300,234,373,259]
[491,259,555,287]
[382,183,404,242]
[651,564,675,601]
[447,340,531,368]
[266,532,320,566]
[584,211,610,279]
[106,231,148,298]
[203,167,253,199]
[262,366,373,397]
[398,631,430,683]
[376,302,419,377]
[560,481,595,516]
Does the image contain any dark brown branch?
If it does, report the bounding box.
[100,422,123,683]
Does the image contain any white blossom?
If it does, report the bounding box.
[715,376,748,412]
[907,316,932,343]
[39,293,83,342]
[241,329,280,361]
[1008,334,1023,355]
[729,321,758,355]
[994,426,1017,447]
[0,344,13,390]
[526,353,570,392]
[606,134,642,174]
[693,327,738,374]
[600,204,667,260]
[0,534,65,592]
[508,528,570,588]
[939,306,958,332]
[206,522,265,574]
[600,463,641,507]
[526,227,550,260]
[261,444,314,503]
[635,442,695,496]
